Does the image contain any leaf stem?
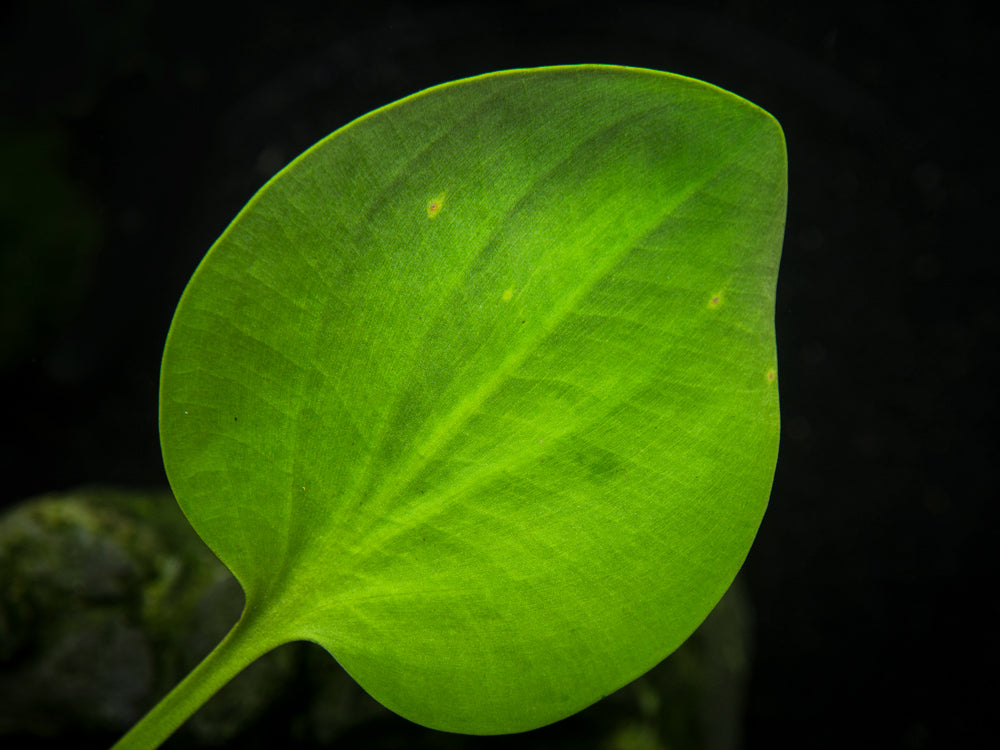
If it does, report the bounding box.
[111,608,281,750]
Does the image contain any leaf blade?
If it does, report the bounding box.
[159,65,786,733]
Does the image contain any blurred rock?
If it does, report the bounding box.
[0,486,294,746]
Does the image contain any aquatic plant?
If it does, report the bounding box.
[114,65,787,749]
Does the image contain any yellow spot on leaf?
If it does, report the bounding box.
[708,291,723,308]
[503,288,514,302]
[766,368,777,384]
[427,193,446,219]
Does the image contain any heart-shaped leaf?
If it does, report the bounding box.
[118,65,785,748]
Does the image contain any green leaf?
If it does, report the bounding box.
[119,64,786,748]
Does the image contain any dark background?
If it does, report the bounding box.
[1,0,993,747]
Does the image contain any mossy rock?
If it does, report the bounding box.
[0,487,292,745]
[0,487,752,749]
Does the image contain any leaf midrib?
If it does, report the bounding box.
[269,133,764,597]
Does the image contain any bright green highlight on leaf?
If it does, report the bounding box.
[115,64,786,749]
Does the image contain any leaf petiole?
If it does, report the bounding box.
[111,608,280,750]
